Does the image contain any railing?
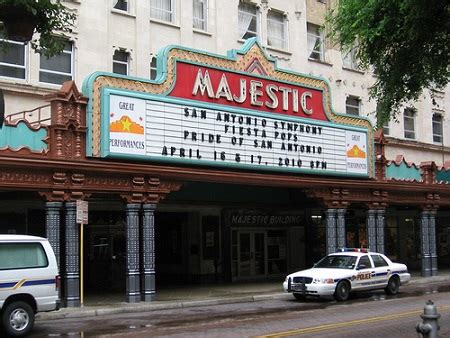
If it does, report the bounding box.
[5,104,51,126]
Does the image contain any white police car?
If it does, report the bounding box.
[283,248,411,301]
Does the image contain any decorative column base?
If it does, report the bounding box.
[431,255,438,276]
[141,271,156,301]
[126,271,141,303]
[421,254,432,277]
[65,273,80,307]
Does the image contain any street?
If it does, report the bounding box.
[28,280,450,337]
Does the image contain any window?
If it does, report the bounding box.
[238,1,258,40]
[0,243,48,270]
[150,0,174,22]
[357,255,372,269]
[39,40,73,85]
[346,96,360,116]
[371,254,388,267]
[113,50,129,75]
[342,46,359,70]
[267,10,287,50]
[0,31,26,79]
[150,54,157,79]
[382,120,390,136]
[113,0,128,11]
[307,23,324,61]
[403,108,416,139]
[193,0,207,31]
[432,113,443,143]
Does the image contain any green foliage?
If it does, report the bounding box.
[327,0,450,127]
[0,0,76,57]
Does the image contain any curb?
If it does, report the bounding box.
[36,275,449,321]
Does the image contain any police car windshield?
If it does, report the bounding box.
[315,255,357,269]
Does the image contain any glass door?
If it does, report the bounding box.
[237,231,266,278]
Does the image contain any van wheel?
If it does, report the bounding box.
[2,301,35,337]
[334,280,350,301]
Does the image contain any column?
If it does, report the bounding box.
[366,209,377,251]
[420,211,431,277]
[64,202,80,307]
[45,202,62,268]
[336,209,346,249]
[376,209,385,254]
[142,204,156,301]
[325,209,337,254]
[126,203,141,303]
[429,210,438,276]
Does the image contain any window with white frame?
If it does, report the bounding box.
[382,120,390,136]
[267,10,287,50]
[307,23,324,61]
[150,0,173,22]
[113,0,128,11]
[342,46,359,70]
[346,96,360,116]
[0,31,26,79]
[150,54,157,80]
[193,0,207,31]
[238,1,258,40]
[113,49,129,75]
[432,113,443,143]
[403,108,416,139]
[39,40,73,85]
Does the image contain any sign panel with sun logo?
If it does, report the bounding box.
[108,95,146,156]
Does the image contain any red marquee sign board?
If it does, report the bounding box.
[84,39,374,178]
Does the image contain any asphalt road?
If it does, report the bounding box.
[29,281,450,337]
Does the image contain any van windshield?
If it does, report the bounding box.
[315,255,357,269]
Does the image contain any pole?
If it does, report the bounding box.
[80,222,84,306]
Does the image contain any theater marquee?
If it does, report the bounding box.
[84,39,374,177]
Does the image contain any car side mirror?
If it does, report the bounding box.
[357,264,367,270]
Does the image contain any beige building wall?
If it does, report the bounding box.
[1,0,448,166]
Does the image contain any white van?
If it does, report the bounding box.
[0,235,60,337]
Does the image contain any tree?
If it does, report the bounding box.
[0,0,76,57]
[327,0,449,127]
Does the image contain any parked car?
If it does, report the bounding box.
[0,235,60,336]
[283,248,411,301]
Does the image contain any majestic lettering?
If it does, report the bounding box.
[191,68,314,117]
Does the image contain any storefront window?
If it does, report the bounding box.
[346,212,366,248]
[309,215,325,263]
[405,218,420,260]
[437,217,450,262]
[385,217,399,260]
[267,230,286,274]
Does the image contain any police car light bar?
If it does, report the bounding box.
[339,248,369,253]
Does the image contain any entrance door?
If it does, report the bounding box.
[238,231,266,278]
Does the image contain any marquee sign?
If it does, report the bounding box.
[84,39,373,177]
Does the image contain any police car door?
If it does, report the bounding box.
[353,255,374,290]
[370,254,391,287]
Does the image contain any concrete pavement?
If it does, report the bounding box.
[36,271,450,321]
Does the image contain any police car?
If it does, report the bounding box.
[283,248,411,301]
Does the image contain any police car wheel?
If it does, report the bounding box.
[385,276,400,295]
[2,301,35,337]
[334,280,350,301]
[293,293,306,301]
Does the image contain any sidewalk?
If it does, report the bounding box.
[36,271,450,321]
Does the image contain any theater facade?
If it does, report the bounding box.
[0,39,449,307]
